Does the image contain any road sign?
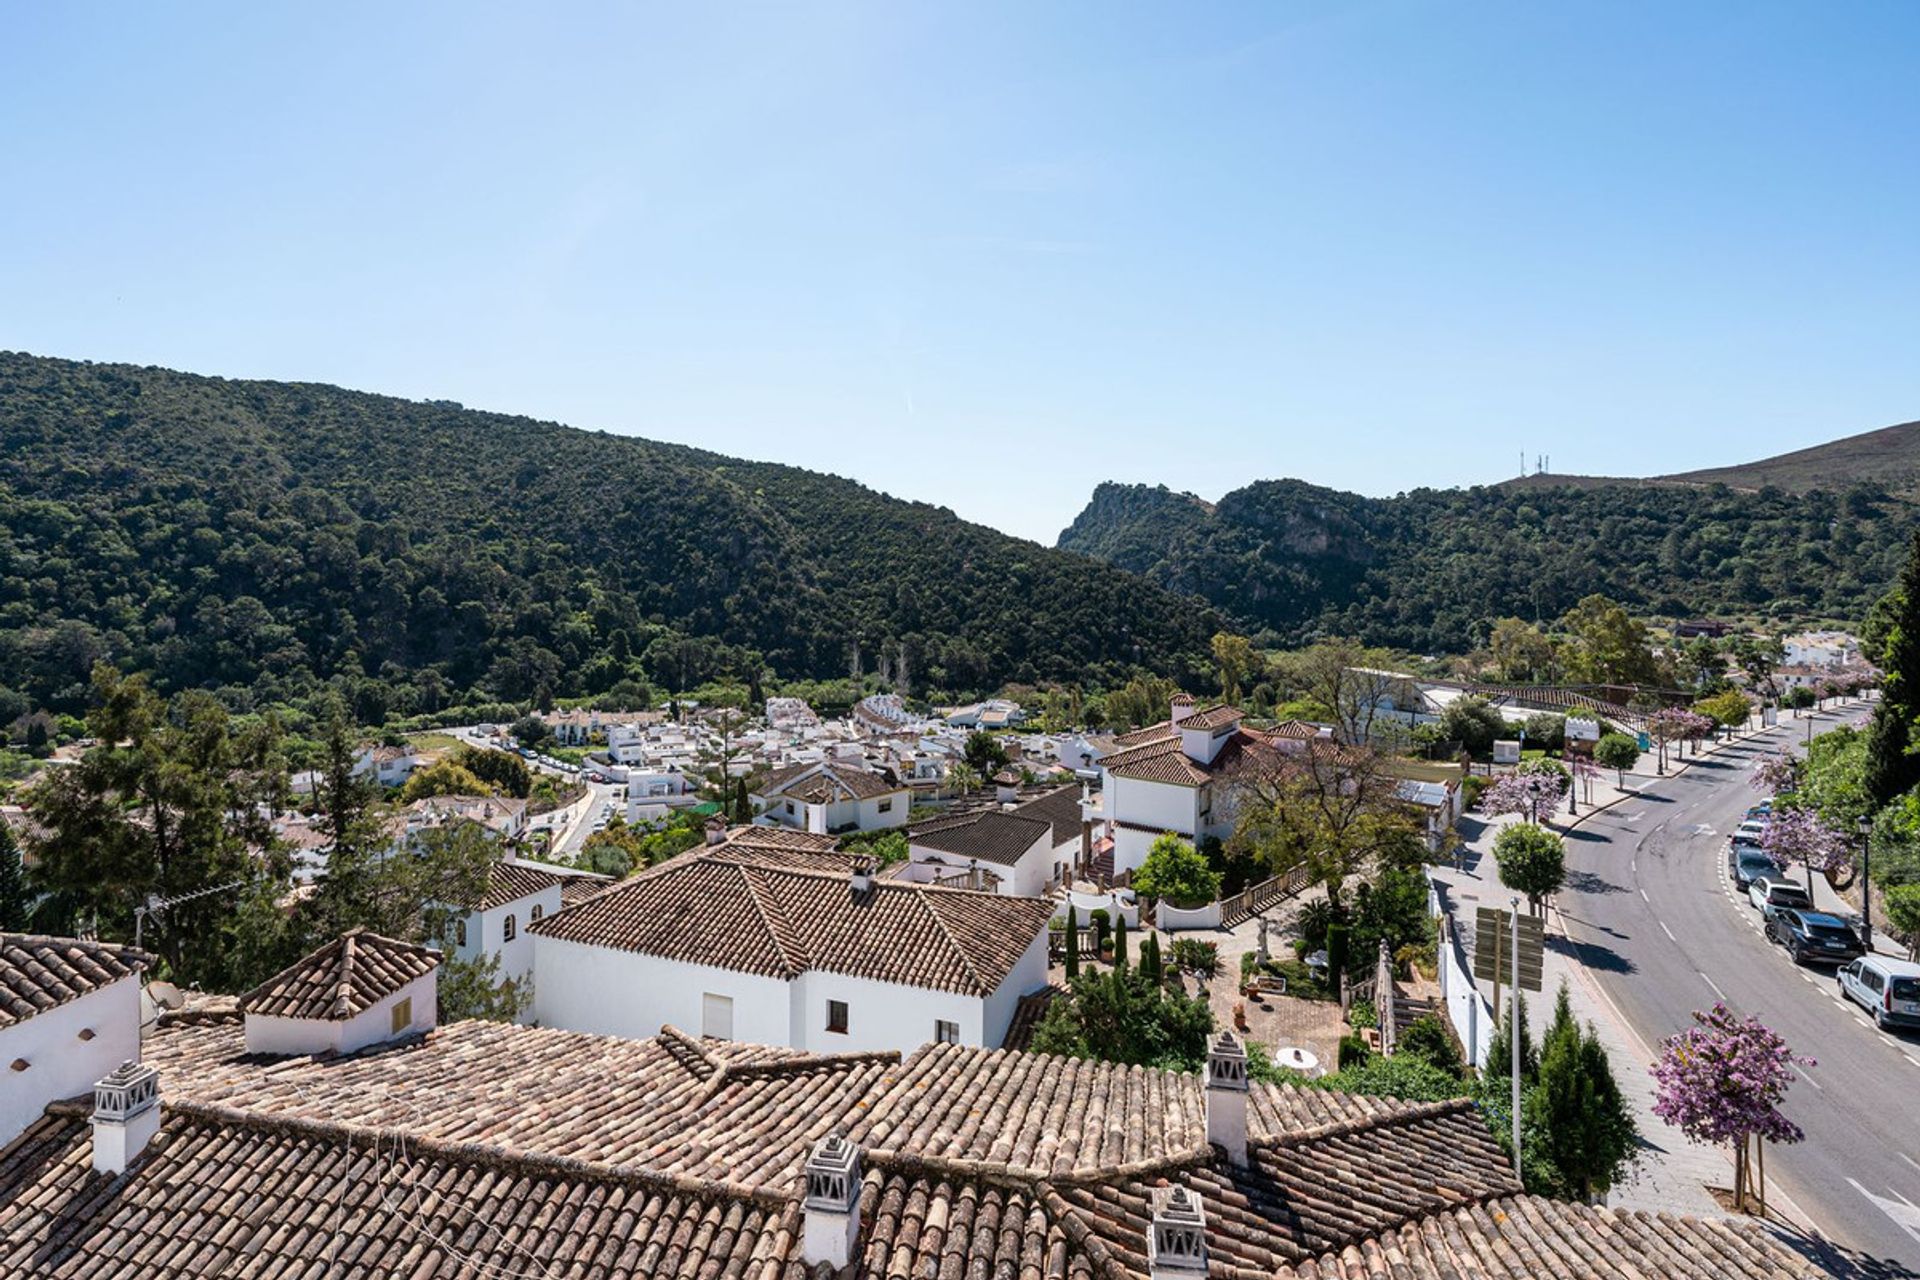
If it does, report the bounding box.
[1472,907,1545,992]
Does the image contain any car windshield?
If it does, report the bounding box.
[1892,978,1920,1001]
[1770,886,1812,904]
[1806,922,1854,942]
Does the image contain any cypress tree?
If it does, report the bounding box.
[1527,982,1636,1200]
[1113,915,1129,968]
[0,822,26,931]
[1141,932,1163,987]
[1064,907,1080,979]
[1867,530,1920,806]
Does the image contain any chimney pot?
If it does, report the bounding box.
[1148,1185,1209,1279]
[801,1131,863,1268]
[1205,1030,1250,1166]
[91,1060,161,1175]
[849,854,876,896]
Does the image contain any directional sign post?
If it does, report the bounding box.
[1473,906,1545,996]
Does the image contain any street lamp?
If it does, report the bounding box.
[1857,814,1874,952]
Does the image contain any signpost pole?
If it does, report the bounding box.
[1511,897,1523,1188]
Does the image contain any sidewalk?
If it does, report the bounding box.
[1427,708,1852,1221]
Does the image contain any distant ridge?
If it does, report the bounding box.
[1500,417,1920,495]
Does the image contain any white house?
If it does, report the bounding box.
[238,929,439,1057]
[0,934,146,1149]
[403,794,530,843]
[1093,697,1277,877]
[623,768,699,825]
[942,699,1026,730]
[752,761,909,835]
[436,860,609,995]
[529,839,1055,1055]
[354,744,423,788]
[904,784,1089,895]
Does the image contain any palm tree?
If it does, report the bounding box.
[946,762,981,797]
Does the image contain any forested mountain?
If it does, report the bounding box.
[1059,474,1916,652]
[0,353,1219,719]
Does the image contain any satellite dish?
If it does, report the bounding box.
[146,980,185,1011]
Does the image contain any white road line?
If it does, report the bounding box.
[1659,921,1676,941]
[1700,971,1726,1000]
[1902,1152,1920,1174]
[1640,889,1650,903]
[1793,1063,1824,1091]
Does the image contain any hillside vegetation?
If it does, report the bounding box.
[1059,475,1914,652]
[0,353,1218,719]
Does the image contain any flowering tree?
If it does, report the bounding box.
[1646,707,1704,773]
[1750,752,1798,796]
[1678,710,1716,757]
[1570,753,1600,807]
[1651,1004,1812,1212]
[1481,770,1569,825]
[1760,807,1854,894]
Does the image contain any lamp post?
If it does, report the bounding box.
[1857,815,1874,952]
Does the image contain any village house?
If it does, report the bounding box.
[0,934,146,1149]
[1092,694,1278,878]
[353,743,422,788]
[902,784,1088,895]
[528,831,1054,1054]
[236,928,439,1057]
[401,793,530,844]
[941,698,1026,729]
[0,942,1834,1279]
[751,759,909,834]
[433,859,610,996]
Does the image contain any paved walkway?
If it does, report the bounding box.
[1428,716,1812,1219]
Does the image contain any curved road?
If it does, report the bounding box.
[1558,704,1920,1274]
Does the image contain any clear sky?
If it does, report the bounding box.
[4,3,1917,543]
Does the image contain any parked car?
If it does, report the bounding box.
[1767,909,1865,965]
[1838,956,1920,1030]
[1748,800,1773,816]
[1749,876,1814,918]
[1733,819,1769,845]
[1730,847,1781,890]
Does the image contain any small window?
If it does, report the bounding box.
[455,918,468,947]
[391,997,413,1035]
[826,999,849,1034]
[702,992,734,1040]
[530,903,544,922]
[878,799,893,813]
[935,1019,959,1045]
[786,801,796,816]
[503,913,517,941]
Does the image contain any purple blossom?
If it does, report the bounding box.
[1760,807,1852,877]
[1750,752,1798,795]
[1480,770,1568,824]
[1651,1003,1812,1149]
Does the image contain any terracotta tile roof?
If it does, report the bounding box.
[0,1104,807,1280]
[2,1016,1829,1280]
[1016,784,1087,847]
[1175,703,1243,730]
[1268,719,1325,739]
[757,760,904,802]
[530,856,1054,997]
[0,934,147,1029]
[1100,727,1277,787]
[906,810,1051,867]
[1111,719,1180,747]
[999,984,1063,1050]
[461,858,607,912]
[237,928,439,1020]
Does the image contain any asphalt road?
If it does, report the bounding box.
[1557,704,1920,1276]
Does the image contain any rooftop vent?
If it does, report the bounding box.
[849,854,877,897]
[90,1060,160,1175]
[1148,1185,1208,1279]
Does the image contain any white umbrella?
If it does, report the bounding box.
[1273,1045,1320,1075]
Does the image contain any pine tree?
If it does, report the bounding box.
[1485,990,1538,1085]
[0,822,27,931]
[1064,907,1080,979]
[1528,983,1636,1200]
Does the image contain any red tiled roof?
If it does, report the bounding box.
[237,928,438,1021]
[0,934,147,1029]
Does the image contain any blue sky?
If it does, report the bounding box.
[4,3,1917,543]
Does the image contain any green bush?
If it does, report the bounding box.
[1170,937,1219,977]
[1317,1053,1464,1102]
[1346,1000,1378,1030]
[1133,833,1222,906]
[1337,1033,1373,1071]
[1460,773,1489,810]
[1395,1014,1464,1077]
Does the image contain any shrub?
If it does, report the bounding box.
[1132,833,1222,906]
[1346,1000,1378,1030]
[1337,1033,1372,1070]
[1395,1014,1464,1078]
[1317,1053,1464,1102]
[1493,823,1567,909]
[1170,937,1219,977]
[1460,773,1489,811]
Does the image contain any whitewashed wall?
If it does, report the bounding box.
[789,970,984,1054]
[0,978,140,1150]
[532,934,790,1043]
[1158,901,1223,932]
[243,970,437,1058]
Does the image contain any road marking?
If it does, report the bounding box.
[1700,971,1726,1000]
[1659,921,1676,941]
[1847,1178,1920,1246]
[1903,1153,1920,1175]
[1640,889,1650,903]
[1793,1062,1824,1091]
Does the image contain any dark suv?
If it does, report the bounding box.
[1767,909,1866,965]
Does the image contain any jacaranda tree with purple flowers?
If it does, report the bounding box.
[1651,1004,1812,1212]
[1759,807,1853,898]
[1481,770,1570,826]
[1750,751,1798,797]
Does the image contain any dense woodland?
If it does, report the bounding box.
[1060,476,1915,652]
[0,353,1221,720]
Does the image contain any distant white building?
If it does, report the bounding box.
[435,860,610,998]
[354,744,422,788]
[529,834,1054,1054]
[903,785,1087,896]
[752,761,909,835]
[942,699,1026,730]
[1093,696,1278,877]
[765,697,820,731]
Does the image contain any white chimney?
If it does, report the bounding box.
[1205,1030,1249,1166]
[90,1060,160,1175]
[849,854,876,897]
[1170,692,1195,724]
[1148,1185,1208,1280]
[801,1131,863,1269]
[705,817,728,846]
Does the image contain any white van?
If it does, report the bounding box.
[1838,955,1920,1031]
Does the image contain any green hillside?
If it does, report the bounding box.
[0,353,1219,718]
[1059,474,1914,652]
